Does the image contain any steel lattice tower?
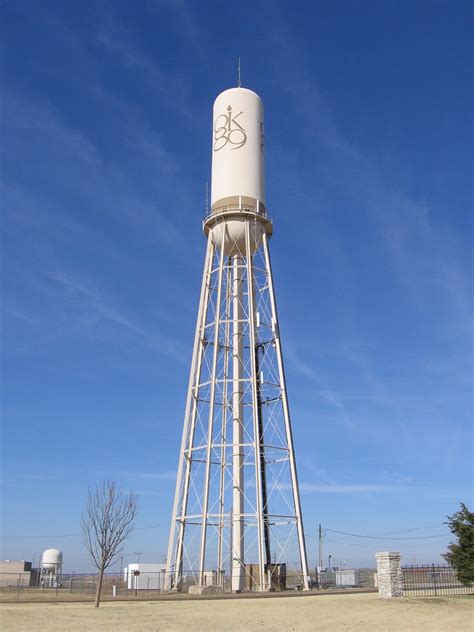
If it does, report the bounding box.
[165,86,309,593]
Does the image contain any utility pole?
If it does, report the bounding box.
[318,524,323,569]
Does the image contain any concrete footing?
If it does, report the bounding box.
[188,585,222,595]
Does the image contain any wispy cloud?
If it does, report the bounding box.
[2,86,197,361]
[113,470,177,481]
[41,269,189,363]
[300,483,412,493]
[3,90,184,245]
[299,483,466,498]
[284,340,354,429]
[147,0,204,58]
[270,23,471,473]
[283,79,471,338]
[96,26,195,124]
[264,10,471,342]
[2,473,56,481]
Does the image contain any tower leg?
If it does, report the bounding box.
[245,221,267,591]
[262,232,310,590]
[198,237,225,585]
[231,255,245,592]
[165,239,214,590]
[217,265,231,583]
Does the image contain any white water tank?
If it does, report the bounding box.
[208,87,268,256]
[211,87,265,212]
[42,548,63,572]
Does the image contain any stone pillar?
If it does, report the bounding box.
[375,552,403,598]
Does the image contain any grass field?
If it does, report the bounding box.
[0,592,472,631]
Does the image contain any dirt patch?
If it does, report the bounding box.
[0,592,472,631]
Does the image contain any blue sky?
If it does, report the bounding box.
[1,0,472,572]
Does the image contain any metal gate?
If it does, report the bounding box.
[402,564,473,596]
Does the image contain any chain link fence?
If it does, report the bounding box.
[0,564,380,600]
[0,567,314,600]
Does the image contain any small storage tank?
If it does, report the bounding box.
[41,548,63,586]
[41,549,63,588]
[42,548,63,572]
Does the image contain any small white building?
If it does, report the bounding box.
[336,569,361,587]
[124,563,164,590]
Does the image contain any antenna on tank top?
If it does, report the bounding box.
[237,57,241,88]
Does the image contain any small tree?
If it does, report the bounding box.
[81,481,138,607]
[443,503,474,586]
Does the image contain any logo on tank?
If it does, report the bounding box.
[214,105,247,151]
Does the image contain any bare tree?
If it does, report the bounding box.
[81,481,138,607]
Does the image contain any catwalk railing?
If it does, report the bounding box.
[402,564,473,596]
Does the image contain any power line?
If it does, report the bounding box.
[306,523,444,539]
[1,533,81,540]
[323,527,449,540]
[1,521,449,542]
[0,523,169,539]
[324,535,449,549]
[338,523,445,536]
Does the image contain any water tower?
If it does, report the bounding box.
[165,85,309,592]
[41,548,63,587]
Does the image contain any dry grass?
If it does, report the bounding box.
[0,592,472,631]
